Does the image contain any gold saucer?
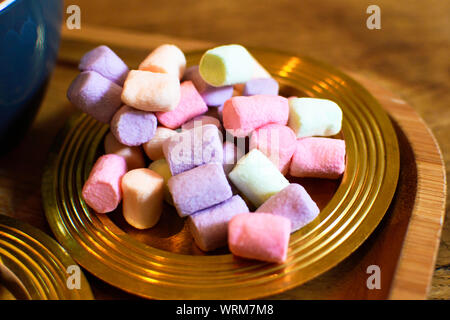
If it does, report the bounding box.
[42,49,399,299]
[0,214,93,299]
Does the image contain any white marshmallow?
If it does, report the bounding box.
[288,98,343,138]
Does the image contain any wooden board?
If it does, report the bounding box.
[0,26,445,299]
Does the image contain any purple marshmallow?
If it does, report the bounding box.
[79,45,129,86]
[110,105,157,146]
[163,124,223,175]
[168,163,233,217]
[188,195,249,251]
[243,78,279,96]
[183,65,233,107]
[256,183,320,232]
[67,71,123,123]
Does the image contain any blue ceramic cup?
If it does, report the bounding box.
[0,0,63,151]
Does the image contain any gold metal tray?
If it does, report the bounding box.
[42,49,399,299]
[0,214,93,299]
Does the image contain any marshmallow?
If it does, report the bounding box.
[290,137,346,179]
[121,168,164,229]
[104,131,145,170]
[163,124,223,175]
[223,95,289,137]
[181,115,222,131]
[110,105,157,146]
[148,159,173,205]
[249,124,297,174]
[199,44,270,86]
[143,127,178,161]
[67,71,122,123]
[252,60,272,79]
[256,184,320,232]
[82,154,127,213]
[121,70,181,112]
[156,81,208,129]
[188,195,249,251]
[183,65,233,106]
[228,213,291,263]
[222,141,244,175]
[288,97,343,138]
[139,44,186,79]
[168,163,232,217]
[78,45,129,85]
[243,78,279,96]
[228,149,289,207]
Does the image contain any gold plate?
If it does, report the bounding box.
[0,214,93,299]
[42,49,399,299]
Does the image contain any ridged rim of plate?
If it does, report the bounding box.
[0,214,93,299]
[42,48,399,299]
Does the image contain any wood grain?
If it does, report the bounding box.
[350,74,446,299]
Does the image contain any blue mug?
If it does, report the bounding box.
[0,0,63,152]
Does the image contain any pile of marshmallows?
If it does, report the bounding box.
[67,44,346,264]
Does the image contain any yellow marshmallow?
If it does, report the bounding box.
[228,149,289,207]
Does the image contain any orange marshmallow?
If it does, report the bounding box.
[121,168,165,229]
[121,70,181,112]
[143,127,179,161]
[139,44,186,79]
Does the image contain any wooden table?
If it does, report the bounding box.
[0,0,448,299]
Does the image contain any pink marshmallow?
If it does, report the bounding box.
[81,154,127,213]
[249,123,296,174]
[156,81,208,129]
[228,213,291,263]
[222,95,289,137]
[289,137,346,179]
[256,184,320,232]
